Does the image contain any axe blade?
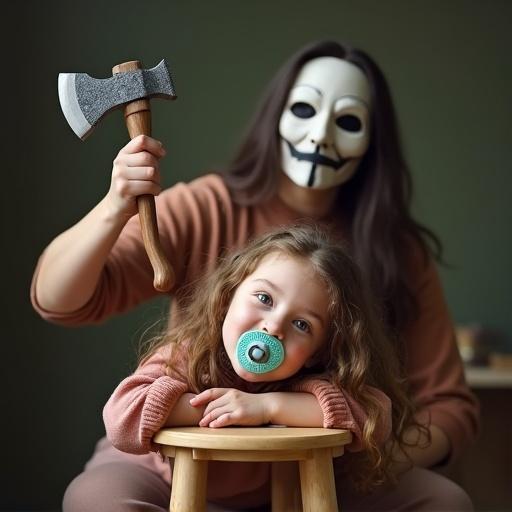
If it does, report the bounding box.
[58,72,93,140]
[58,59,177,140]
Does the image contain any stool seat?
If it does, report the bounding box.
[154,426,352,512]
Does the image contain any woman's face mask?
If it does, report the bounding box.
[279,57,372,190]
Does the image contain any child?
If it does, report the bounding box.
[103,225,420,510]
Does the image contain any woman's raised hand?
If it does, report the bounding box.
[106,134,166,220]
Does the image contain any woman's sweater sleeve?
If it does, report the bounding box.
[103,347,189,454]
[289,378,392,452]
[30,174,232,326]
[403,248,480,462]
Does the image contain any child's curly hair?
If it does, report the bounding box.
[144,225,428,490]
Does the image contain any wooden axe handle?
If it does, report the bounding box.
[112,60,174,292]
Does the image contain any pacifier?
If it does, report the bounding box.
[236,330,285,374]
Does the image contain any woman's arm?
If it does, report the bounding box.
[34,135,165,314]
[35,197,129,313]
[391,424,450,472]
[402,249,480,464]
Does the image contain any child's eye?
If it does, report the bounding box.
[256,293,273,306]
[293,319,311,333]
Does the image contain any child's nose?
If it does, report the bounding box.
[262,320,284,341]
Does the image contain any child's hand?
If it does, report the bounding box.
[190,388,271,428]
[106,135,167,220]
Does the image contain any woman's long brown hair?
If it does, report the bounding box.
[221,40,442,335]
[149,225,425,490]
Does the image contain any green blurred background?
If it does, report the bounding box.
[4,0,511,509]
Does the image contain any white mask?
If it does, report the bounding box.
[279,57,371,189]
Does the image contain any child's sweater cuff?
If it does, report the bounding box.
[140,377,189,451]
[289,378,357,430]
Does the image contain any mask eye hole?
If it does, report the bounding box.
[336,114,362,132]
[290,102,316,119]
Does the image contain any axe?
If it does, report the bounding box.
[58,59,177,292]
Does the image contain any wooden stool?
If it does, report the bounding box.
[153,426,352,512]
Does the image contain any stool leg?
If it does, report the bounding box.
[170,447,208,512]
[299,448,338,512]
[271,461,302,512]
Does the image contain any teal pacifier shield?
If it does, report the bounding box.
[236,330,284,374]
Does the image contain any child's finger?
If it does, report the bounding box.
[190,388,229,406]
[208,412,236,428]
[199,405,227,427]
[200,407,236,428]
[201,394,232,418]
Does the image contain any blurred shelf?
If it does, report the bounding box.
[464,366,512,388]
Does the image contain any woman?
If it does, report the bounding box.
[32,40,479,510]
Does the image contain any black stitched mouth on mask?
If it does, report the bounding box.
[284,139,348,170]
